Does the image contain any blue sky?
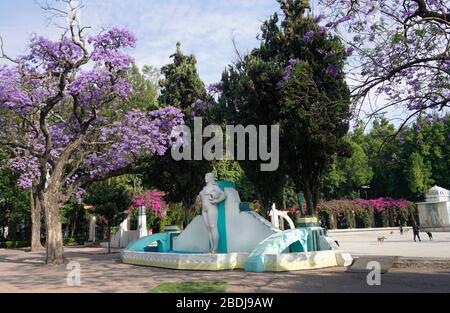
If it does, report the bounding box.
[0,0,411,126]
[0,0,282,85]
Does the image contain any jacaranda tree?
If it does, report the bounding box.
[318,0,449,125]
[0,1,183,264]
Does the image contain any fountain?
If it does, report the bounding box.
[121,173,352,272]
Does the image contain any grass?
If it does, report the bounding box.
[149,281,228,293]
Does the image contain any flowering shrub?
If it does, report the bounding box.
[131,190,166,218]
[287,198,416,229]
[317,198,416,229]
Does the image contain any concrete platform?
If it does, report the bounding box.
[347,256,398,274]
[328,228,450,258]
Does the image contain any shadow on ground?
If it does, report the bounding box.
[0,248,449,293]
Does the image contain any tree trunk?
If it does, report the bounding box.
[41,193,65,265]
[304,186,315,216]
[71,210,78,238]
[30,191,44,252]
[108,225,111,254]
[304,181,321,216]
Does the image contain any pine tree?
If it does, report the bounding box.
[145,43,212,227]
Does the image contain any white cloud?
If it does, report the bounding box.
[83,0,278,84]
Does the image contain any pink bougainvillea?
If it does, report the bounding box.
[287,198,414,216]
[132,190,166,218]
[316,198,414,215]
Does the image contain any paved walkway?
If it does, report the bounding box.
[1,247,449,293]
[328,229,450,258]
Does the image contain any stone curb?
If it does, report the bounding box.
[348,255,450,271]
[393,257,450,269]
[329,227,412,234]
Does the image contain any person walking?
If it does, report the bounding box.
[412,223,421,242]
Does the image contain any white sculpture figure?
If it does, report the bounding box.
[198,173,227,253]
[269,203,295,230]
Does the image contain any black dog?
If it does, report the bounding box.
[426,232,433,240]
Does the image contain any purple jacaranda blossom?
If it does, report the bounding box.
[313,14,325,24]
[318,0,449,115]
[276,81,285,89]
[0,26,185,196]
[285,59,300,79]
[0,66,33,116]
[68,69,132,106]
[89,28,136,71]
[316,27,326,36]
[304,31,315,41]
[335,15,352,25]
[19,36,84,73]
[191,99,213,118]
[207,82,223,95]
[327,64,339,77]
[86,106,184,178]
[276,59,301,88]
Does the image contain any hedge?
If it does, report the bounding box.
[64,236,87,246]
[317,198,417,229]
[0,241,30,249]
[286,198,417,230]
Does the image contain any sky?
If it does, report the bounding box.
[0,0,413,128]
[0,0,282,85]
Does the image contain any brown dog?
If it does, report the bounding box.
[377,236,387,243]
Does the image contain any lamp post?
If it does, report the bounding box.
[130,174,145,237]
[131,174,144,196]
[361,186,371,200]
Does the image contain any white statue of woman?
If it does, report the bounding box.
[197,173,227,253]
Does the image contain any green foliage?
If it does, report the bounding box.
[220,1,351,213]
[323,114,449,201]
[323,140,373,199]
[61,200,87,239]
[145,43,212,227]
[282,60,351,214]
[159,43,207,111]
[86,180,131,227]
[374,211,391,228]
[400,115,449,195]
[212,160,255,201]
[149,281,228,293]
[0,150,30,241]
[125,64,159,110]
[360,118,402,198]
[63,236,87,246]
[355,209,374,229]
[0,241,30,249]
[404,152,434,196]
[85,178,131,251]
